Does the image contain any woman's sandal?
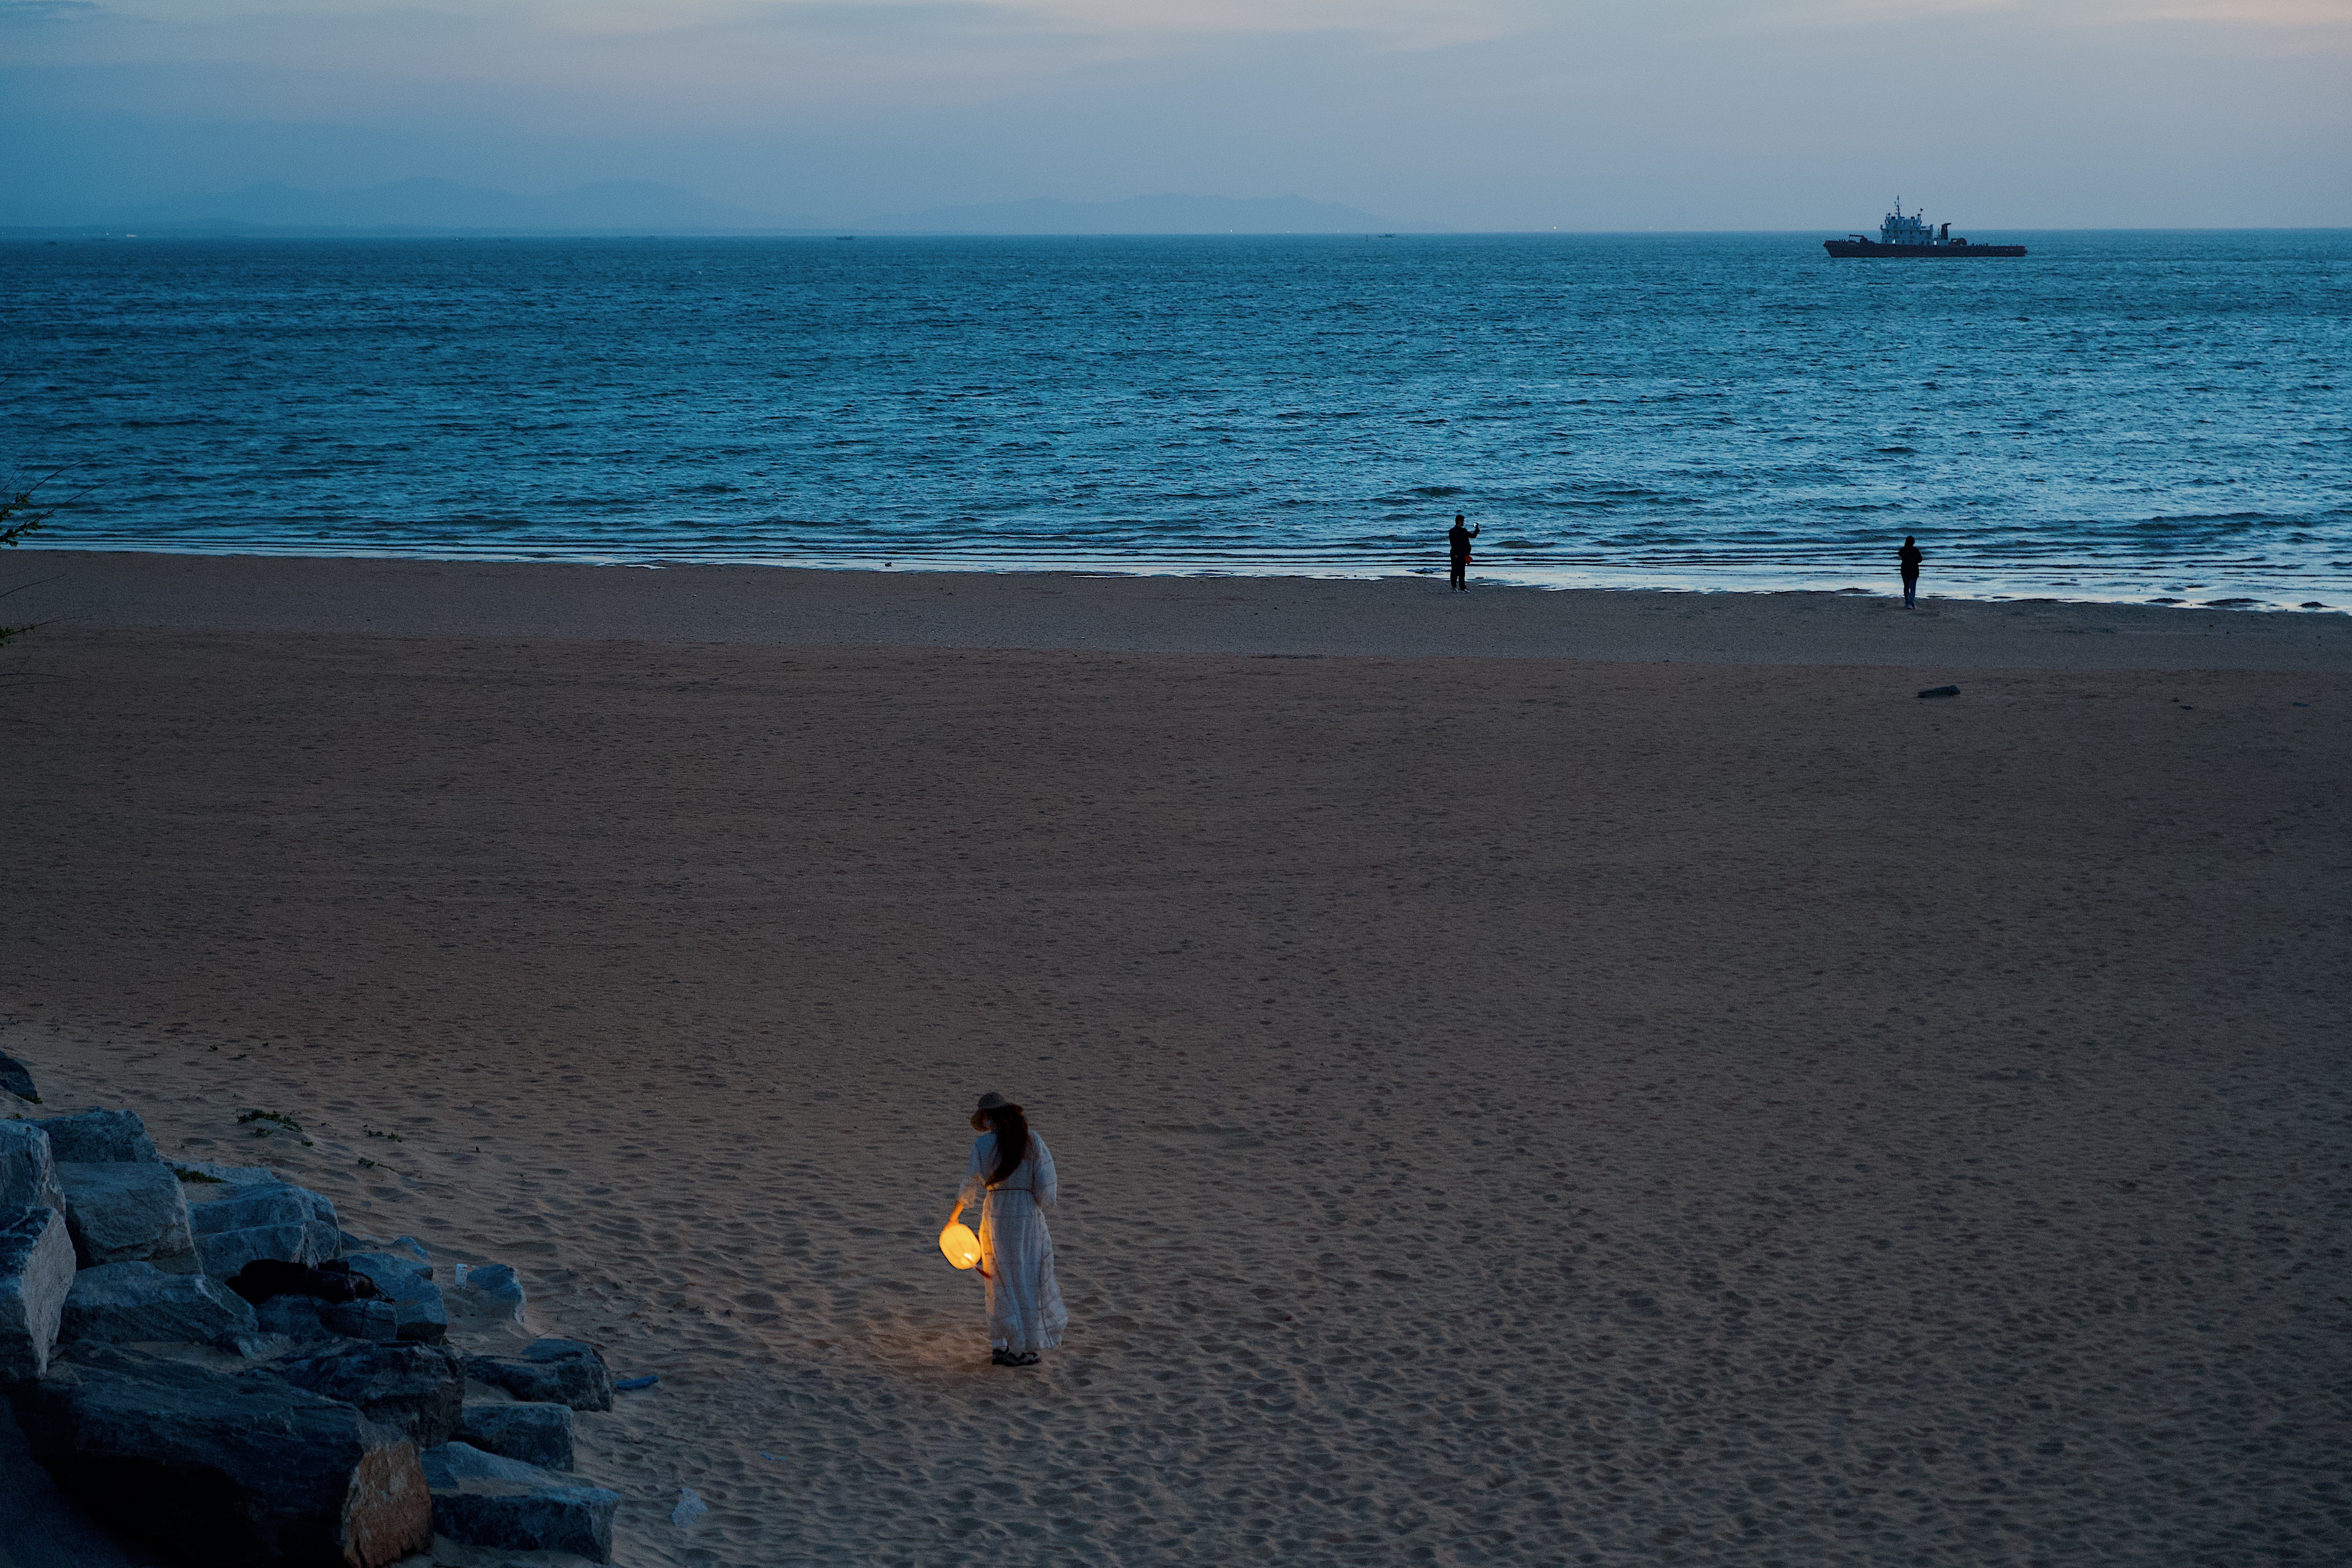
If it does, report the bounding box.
[991,1349,1040,1368]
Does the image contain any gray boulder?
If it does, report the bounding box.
[189,1182,338,1235]
[271,1341,464,1450]
[419,1442,616,1562]
[0,1205,74,1383]
[293,1187,339,1230]
[240,1294,340,1358]
[319,1297,401,1343]
[11,1344,432,1567]
[56,1161,197,1270]
[32,1110,158,1165]
[345,1250,430,1284]
[0,1050,38,1103]
[462,1262,528,1323]
[58,1262,255,1348]
[463,1339,612,1412]
[190,1184,340,1278]
[0,1121,64,1214]
[199,1223,338,1279]
[457,1401,575,1470]
[342,1253,447,1343]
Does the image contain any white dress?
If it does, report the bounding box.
[958,1131,1067,1354]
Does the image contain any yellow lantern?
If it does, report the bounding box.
[938,1221,981,1270]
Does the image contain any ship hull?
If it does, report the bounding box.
[1824,240,2027,258]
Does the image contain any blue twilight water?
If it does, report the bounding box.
[3,230,2347,605]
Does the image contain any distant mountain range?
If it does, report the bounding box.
[24,181,1437,237]
[90,179,821,234]
[853,193,1438,234]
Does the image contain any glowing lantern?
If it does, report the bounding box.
[938,1221,981,1270]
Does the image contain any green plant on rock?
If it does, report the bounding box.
[237,1107,314,1146]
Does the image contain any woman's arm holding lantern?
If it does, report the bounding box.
[949,1138,987,1223]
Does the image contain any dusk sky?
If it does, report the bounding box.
[5,0,2347,229]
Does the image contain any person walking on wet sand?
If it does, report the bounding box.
[1898,535,1924,608]
[1448,514,1479,592]
[947,1092,1067,1367]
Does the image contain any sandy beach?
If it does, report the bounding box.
[4,553,2348,1566]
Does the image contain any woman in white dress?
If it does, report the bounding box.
[947,1092,1067,1367]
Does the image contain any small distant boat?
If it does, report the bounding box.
[1825,200,2025,258]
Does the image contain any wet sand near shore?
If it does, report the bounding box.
[13,548,2352,670]
[2,560,2347,1565]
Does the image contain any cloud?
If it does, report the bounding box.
[11,0,2345,226]
[1744,0,2350,28]
[92,0,1542,51]
[0,0,106,21]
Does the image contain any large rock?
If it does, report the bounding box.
[199,1221,329,1279]
[188,1183,338,1236]
[0,1051,39,1103]
[342,1253,447,1344]
[191,1184,341,1278]
[32,1110,158,1165]
[463,1339,612,1412]
[459,1262,527,1324]
[292,1187,339,1231]
[419,1442,616,1562]
[11,1345,430,1567]
[0,1205,74,1383]
[345,1250,431,1284]
[56,1161,197,1271]
[320,1298,403,1343]
[0,1392,178,1568]
[0,1121,64,1214]
[457,1401,574,1470]
[58,1262,255,1348]
[271,1341,463,1450]
[238,1294,341,1359]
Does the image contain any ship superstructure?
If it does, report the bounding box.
[1824,200,2025,258]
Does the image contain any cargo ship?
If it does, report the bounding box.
[1824,200,2025,258]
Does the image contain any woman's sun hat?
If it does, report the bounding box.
[972,1091,1024,1131]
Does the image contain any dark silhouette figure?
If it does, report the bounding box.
[1898,535,1924,608]
[1448,514,1479,591]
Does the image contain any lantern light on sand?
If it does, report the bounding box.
[938,1221,981,1270]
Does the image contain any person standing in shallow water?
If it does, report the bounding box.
[1447,514,1479,592]
[947,1092,1066,1367]
[1898,535,1924,608]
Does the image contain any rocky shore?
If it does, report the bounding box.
[4,1081,634,1568]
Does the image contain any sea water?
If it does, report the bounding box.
[3,230,2346,605]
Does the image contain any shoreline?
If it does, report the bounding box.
[20,541,2349,616]
[15,548,2352,670]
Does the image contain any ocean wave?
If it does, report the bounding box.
[8,230,2347,604]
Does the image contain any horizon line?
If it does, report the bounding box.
[8,224,2351,240]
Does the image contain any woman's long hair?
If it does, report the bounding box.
[984,1105,1030,1186]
